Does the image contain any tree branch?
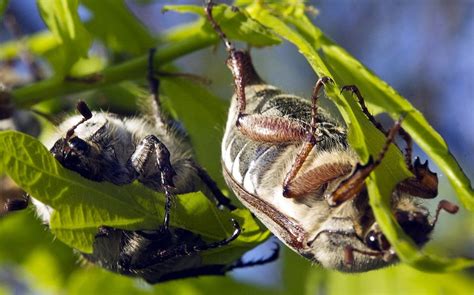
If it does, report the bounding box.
[11,31,217,107]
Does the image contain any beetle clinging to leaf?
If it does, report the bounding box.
[5,49,278,283]
[205,1,459,272]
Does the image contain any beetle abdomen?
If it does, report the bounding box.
[222,84,348,198]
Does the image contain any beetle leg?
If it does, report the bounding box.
[328,117,403,206]
[147,49,212,125]
[148,48,235,211]
[131,135,176,231]
[205,1,262,119]
[342,85,413,168]
[341,85,386,134]
[282,77,333,198]
[146,48,171,130]
[206,1,312,143]
[192,218,241,251]
[398,127,413,170]
[396,157,438,199]
[341,85,415,169]
[237,114,308,142]
[133,219,241,270]
[284,162,353,199]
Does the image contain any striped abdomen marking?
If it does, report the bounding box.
[222,85,348,196]
[223,131,290,195]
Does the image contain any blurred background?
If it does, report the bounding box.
[0,0,473,294]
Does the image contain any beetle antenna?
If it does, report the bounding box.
[65,101,93,139]
[431,200,459,228]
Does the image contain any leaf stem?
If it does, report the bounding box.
[11,32,217,107]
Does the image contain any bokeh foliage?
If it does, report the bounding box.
[0,0,472,294]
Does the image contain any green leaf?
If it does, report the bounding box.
[0,30,58,60]
[66,267,275,295]
[0,131,268,256]
[0,211,75,267]
[319,43,474,211]
[81,0,155,55]
[326,264,474,295]
[163,4,281,47]
[241,4,473,271]
[0,210,80,290]
[278,6,474,209]
[282,248,320,295]
[160,73,270,264]
[158,20,210,45]
[161,77,227,186]
[0,0,155,60]
[84,81,143,113]
[36,0,92,77]
[24,248,64,294]
[11,24,218,107]
[68,55,106,77]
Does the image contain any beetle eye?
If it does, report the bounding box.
[365,230,381,251]
[68,137,89,154]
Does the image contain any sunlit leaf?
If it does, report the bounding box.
[242,4,474,271]
[0,210,79,293]
[319,42,474,212]
[82,0,155,55]
[0,31,58,60]
[36,0,92,76]
[10,25,218,107]
[161,77,227,186]
[0,211,75,267]
[66,267,275,294]
[150,2,474,272]
[326,264,474,295]
[0,131,268,256]
[1,3,472,293]
[85,81,143,113]
[163,4,281,47]
[282,248,320,295]
[24,248,64,294]
[68,55,106,77]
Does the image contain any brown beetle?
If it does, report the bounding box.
[206,2,458,272]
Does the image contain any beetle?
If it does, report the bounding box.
[205,1,458,272]
[9,49,278,283]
